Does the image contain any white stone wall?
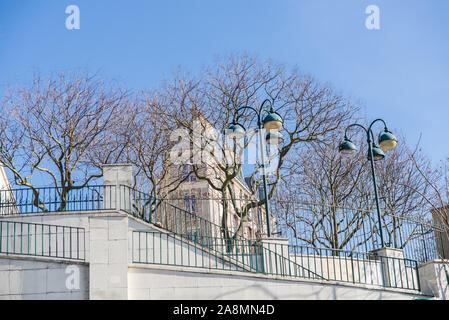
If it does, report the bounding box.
[0,255,88,299]
[89,214,128,299]
[418,260,449,299]
[127,265,422,300]
[0,210,432,300]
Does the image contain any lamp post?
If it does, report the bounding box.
[227,99,284,238]
[339,119,398,248]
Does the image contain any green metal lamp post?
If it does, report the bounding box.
[339,119,398,248]
[227,99,284,238]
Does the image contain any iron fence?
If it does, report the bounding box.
[272,198,445,264]
[161,196,267,239]
[132,231,264,273]
[132,230,419,291]
[0,220,85,261]
[0,183,443,289]
[131,230,324,280]
[265,242,420,290]
[0,185,115,215]
[120,186,255,243]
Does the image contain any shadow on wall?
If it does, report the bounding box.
[210,280,348,300]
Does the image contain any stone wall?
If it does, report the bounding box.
[0,255,88,299]
[418,260,449,299]
[127,264,422,300]
[0,210,437,300]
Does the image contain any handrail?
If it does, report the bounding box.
[119,185,255,243]
[0,185,116,214]
[0,220,85,261]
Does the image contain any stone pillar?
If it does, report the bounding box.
[418,260,449,299]
[259,238,290,276]
[89,214,129,299]
[102,164,133,211]
[371,247,411,288]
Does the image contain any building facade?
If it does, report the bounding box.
[0,165,16,216]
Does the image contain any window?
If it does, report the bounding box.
[187,231,199,243]
[234,214,239,230]
[182,164,196,182]
[191,195,197,212]
[184,195,197,214]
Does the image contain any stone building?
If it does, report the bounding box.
[431,206,449,259]
[166,167,271,240]
[0,165,16,216]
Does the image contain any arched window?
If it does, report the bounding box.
[184,195,197,214]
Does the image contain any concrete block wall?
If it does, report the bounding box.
[0,255,88,299]
[289,254,383,284]
[0,210,433,300]
[127,265,422,300]
[89,214,128,299]
[103,164,133,211]
[418,260,449,299]
[0,210,131,299]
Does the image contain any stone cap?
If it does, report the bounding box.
[258,237,290,245]
[102,163,133,187]
[370,247,405,259]
[102,163,133,168]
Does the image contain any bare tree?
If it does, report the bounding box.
[119,91,199,219]
[405,149,449,260]
[274,132,439,254]
[273,133,375,252]
[0,72,130,211]
[375,138,435,248]
[157,54,357,241]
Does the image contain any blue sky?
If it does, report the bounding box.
[1,0,448,163]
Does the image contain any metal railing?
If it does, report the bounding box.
[132,231,264,273]
[120,186,254,243]
[272,198,446,265]
[0,185,116,215]
[132,230,324,281]
[0,184,429,290]
[132,230,421,291]
[285,245,420,290]
[161,196,267,239]
[385,216,446,264]
[0,220,85,261]
[123,186,276,274]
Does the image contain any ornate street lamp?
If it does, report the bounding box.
[338,119,398,248]
[227,99,284,237]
